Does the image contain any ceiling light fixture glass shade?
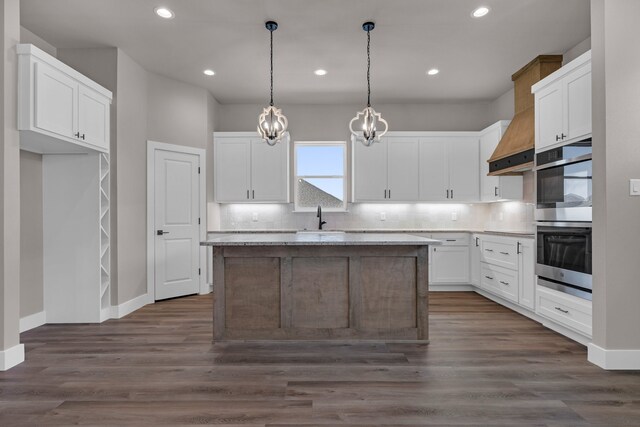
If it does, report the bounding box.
[349,22,388,147]
[257,21,288,146]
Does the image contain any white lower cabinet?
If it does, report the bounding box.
[474,234,535,310]
[426,231,588,344]
[536,285,592,337]
[481,263,518,304]
[517,239,536,310]
[428,233,470,286]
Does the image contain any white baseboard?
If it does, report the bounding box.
[110,293,152,319]
[588,343,640,370]
[19,311,46,333]
[0,344,25,371]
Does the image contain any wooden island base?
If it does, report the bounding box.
[212,245,429,342]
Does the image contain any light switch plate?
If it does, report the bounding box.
[252,212,259,222]
[451,211,458,221]
[630,179,640,196]
[380,212,386,221]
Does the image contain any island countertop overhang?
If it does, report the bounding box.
[201,232,442,247]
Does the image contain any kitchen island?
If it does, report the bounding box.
[202,233,440,342]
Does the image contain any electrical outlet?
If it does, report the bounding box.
[380,212,386,221]
[252,212,259,222]
[630,179,640,196]
[451,211,458,221]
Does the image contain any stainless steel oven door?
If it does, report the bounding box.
[535,149,592,222]
[536,222,592,291]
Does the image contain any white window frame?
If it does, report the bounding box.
[293,140,348,212]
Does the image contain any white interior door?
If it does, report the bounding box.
[154,149,200,300]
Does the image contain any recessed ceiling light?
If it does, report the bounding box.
[314,69,327,76]
[427,68,440,76]
[471,6,490,18]
[154,7,174,19]
[203,69,215,76]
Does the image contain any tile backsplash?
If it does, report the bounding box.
[211,202,535,233]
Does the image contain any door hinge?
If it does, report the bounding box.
[198,167,201,174]
[198,218,201,224]
[198,268,201,275]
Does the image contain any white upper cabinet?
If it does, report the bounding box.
[479,121,523,201]
[386,137,420,201]
[352,136,419,202]
[34,61,78,140]
[251,139,289,202]
[18,44,112,154]
[214,132,290,203]
[78,85,110,149]
[419,135,479,202]
[352,137,388,201]
[533,50,592,151]
[419,138,449,201]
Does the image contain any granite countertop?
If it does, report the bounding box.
[201,232,442,247]
[207,229,535,238]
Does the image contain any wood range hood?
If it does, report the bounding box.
[488,55,563,176]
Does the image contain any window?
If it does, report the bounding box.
[294,141,347,212]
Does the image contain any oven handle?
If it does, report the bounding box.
[537,277,592,301]
[536,221,592,228]
[534,153,592,171]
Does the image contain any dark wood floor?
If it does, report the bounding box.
[2,292,640,426]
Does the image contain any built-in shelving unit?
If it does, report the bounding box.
[99,153,111,320]
[18,43,113,324]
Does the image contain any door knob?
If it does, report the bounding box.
[157,230,170,235]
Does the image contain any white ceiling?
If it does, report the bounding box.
[21,0,591,105]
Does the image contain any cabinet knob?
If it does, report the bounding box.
[485,275,494,280]
[494,186,499,197]
[74,132,80,138]
[555,306,569,314]
[500,280,510,286]
[81,134,85,140]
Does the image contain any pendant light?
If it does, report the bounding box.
[257,21,288,146]
[349,22,388,147]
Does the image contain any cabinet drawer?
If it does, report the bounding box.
[480,240,518,269]
[430,233,469,246]
[536,285,592,337]
[480,263,518,303]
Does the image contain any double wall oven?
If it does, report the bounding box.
[535,139,592,300]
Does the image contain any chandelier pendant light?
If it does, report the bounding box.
[257,20,288,146]
[349,21,388,147]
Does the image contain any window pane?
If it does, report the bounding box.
[296,178,344,209]
[296,145,344,176]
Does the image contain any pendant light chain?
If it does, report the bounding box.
[349,21,388,146]
[367,28,371,107]
[270,28,274,106]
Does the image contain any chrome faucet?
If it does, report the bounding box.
[317,205,327,230]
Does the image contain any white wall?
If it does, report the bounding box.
[19,151,43,318]
[217,102,498,137]
[19,26,56,57]
[1,0,21,355]
[115,50,148,304]
[591,0,640,354]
